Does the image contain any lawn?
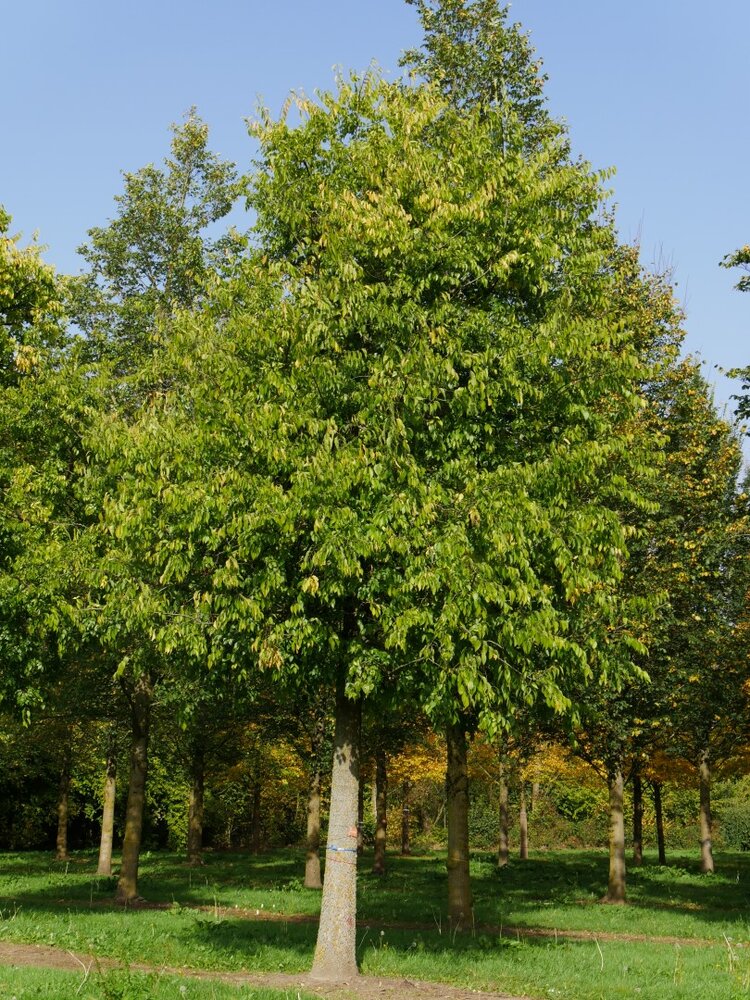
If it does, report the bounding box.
[0,847,749,999]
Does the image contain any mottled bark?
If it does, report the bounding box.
[401,780,412,856]
[653,780,666,865]
[606,767,626,904]
[518,782,529,861]
[55,742,72,862]
[187,744,205,866]
[97,734,117,876]
[310,675,360,981]
[497,761,509,868]
[372,748,387,875]
[699,749,714,874]
[116,676,152,903]
[305,764,323,889]
[446,722,472,929]
[632,770,643,867]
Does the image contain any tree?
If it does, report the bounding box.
[83,54,660,982]
[721,245,750,294]
[72,114,241,903]
[72,111,241,375]
[721,244,750,423]
[401,0,561,152]
[245,66,653,967]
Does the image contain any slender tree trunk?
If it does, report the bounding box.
[632,770,644,867]
[653,780,666,865]
[446,721,472,929]
[187,743,205,866]
[401,780,412,856]
[372,748,387,875]
[97,732,117,876]
[357,772,364,856]
[305,710,326,889]
[519,782,529,861]
[531,780,540,812]
[116,675,153,903]
[305,763,323,889]
[699,749,714,874]
[55,741,72,862]
[250,775,262,854]
[497,760,509,868]
[310,673,360,982]
[606,766,626,904]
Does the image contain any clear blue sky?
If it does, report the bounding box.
[4,0,748,427]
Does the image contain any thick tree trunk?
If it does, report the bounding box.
[446,722,472,929]
[310,674,360,982]
[116,676,152,904]
[250,775,262,854]
[187,744,205,866]
[357,770,364,856]
[305,763,323,889]
[699,749,714,874]
[55,741,72,862]
[401,780,412,856]
[519,782,529,861]
[606,767,626,904]
[97,734,117,876]
[497,761,509,868]
[632,770,644,866]
[653,780,666,865]
[372,748,387,875]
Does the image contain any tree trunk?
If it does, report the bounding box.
[446,721,472,929]
[372,748,387,875]
[187,743,205,866]
[632,770,643,867]
[653,780,666,865]
[250,775,262,854]
[518,782,529,860]
[606,766,626,904]
[401,780,412,856]
[55,741,72,861]
[97,732,117,876]
[531,780,540,812]
[310,673,360,982]
[357,768,364,856]
[497,760,509,868]
[116,675,152,904]
[699,749,714,874]
[305,763,323,889]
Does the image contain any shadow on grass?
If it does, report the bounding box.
[3,847,750,942]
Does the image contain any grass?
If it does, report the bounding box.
[0,964,312,1000]
[0,847,750,998]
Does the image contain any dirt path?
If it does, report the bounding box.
[0,941,532,1000]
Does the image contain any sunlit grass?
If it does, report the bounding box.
[1,847,750,998]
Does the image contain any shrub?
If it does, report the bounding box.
[719,804,750,850]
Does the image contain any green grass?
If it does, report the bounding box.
[0,964,313,1000]
[1,848,750,998]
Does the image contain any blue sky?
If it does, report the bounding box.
[4,1,748,427]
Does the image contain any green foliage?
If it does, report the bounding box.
[718,804,750,851]
[72,111,242,373]
[401,0,560,152]
[550,782,605,823]
[721,244,750,294]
